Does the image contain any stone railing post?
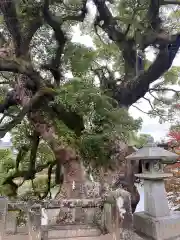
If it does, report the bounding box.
[0,197,8,240]
[103,189,133,240]
[27,203,42,240]
[41,208,48,240]
[6,210,18,234]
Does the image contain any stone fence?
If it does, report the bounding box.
[0,189,133,240]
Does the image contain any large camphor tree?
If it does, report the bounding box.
[0,0,180,212]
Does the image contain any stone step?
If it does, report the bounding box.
[50,234,112,240]
[46,224,98,230]
[45,224,101,239]
[4,233,113,240]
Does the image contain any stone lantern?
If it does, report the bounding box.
[126,139,180,240]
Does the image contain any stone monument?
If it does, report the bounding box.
[126,138,180,240]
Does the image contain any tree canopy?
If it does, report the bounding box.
[0,0,180,203]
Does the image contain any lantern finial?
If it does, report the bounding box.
[145,136,156,147]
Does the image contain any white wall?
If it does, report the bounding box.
[135,183,144,212]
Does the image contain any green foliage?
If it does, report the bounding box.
[80,133,111,168]
[0,149,15,173]
[0,149,16,197]
[0,121,56,199]
[55,77,141,129]
[164,67,180,85]
[170,123,180,132]
[32,175,55,196]
[116,0,149,37]
[54,76,141,169]
[55,77,101,115]
[55,120,78,148]
[129,132,154,148]
[64,43,96,77]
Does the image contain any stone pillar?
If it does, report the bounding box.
[27,204,42,240]
[144,179,170,217]
[0,197,8,240]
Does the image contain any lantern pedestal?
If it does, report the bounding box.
[134,211,180,240]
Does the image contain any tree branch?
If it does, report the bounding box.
[162,0,180,5]
[0,114,6,124]
[43,0,87,85]
[149,91,167,104]
[3,161,55,186]
[22,17,43,55]
[42,162,55,199]
[147,0,161,31]
[43,0,67,85]
[0,107,30,138]
[149,88,180,97]
[24,131,40,180]
[0,0,23,56]
[22,1,44,52]
[0,81,10,85]
[93,0,125,42]
[0,57,42,91]
[51,103,84,136]
[15,145,29,170]
[0,56,84,135]
[62,0,88,22]
[0,0,44,57]
[93,0,138,79]
[131,103,167,121]
[0,58,29,73]
[131,104,150,114]
[91,65,117,92]
[114,34,180,107]
[143,96,168,120]
[93,0,177,83]
[0,88,55,138]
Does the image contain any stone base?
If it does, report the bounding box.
[133,211,180,240]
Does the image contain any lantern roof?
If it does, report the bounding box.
[126,138,179,161]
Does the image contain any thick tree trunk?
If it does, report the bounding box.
[62,160,86,198]
[29,110,86,199]
[124,159,140,213]
[29,111,87,223]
